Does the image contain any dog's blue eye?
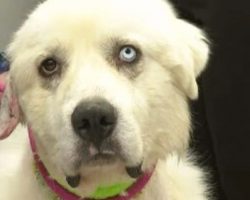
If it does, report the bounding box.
[119,46,137,63]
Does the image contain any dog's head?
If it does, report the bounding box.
[0,0,209,184]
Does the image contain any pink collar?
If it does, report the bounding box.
[28,128,154,200]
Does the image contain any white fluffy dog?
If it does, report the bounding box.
[0,0,210,199]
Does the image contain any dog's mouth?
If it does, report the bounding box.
[86,152,118,165]
[80,142,119,165]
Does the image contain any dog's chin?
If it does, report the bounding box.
[63,153,120,188]
[64,152,143,188]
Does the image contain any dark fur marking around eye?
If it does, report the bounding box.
[101,37,143,79]
[37,47,68,90]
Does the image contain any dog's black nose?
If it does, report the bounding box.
[71,98,117,147]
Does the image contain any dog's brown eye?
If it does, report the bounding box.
[39,58,60,77]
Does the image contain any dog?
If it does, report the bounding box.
[0,0,210,199]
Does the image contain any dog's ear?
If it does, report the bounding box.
[0,73,20,140]
[171,19,209,99]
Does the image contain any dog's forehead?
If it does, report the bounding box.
[26,0,175,38]
[38,0,174,19]
[8,0,178,66]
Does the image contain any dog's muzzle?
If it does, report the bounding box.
[71,98,143,182]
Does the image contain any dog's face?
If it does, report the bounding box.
[0,0,208,180]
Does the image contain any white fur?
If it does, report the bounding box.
[0,0,210,199]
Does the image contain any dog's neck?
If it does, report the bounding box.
[28,128,154,200]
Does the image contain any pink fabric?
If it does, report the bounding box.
[0,73,20,140]
[28,128,154,200]
[0,74,6,96]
